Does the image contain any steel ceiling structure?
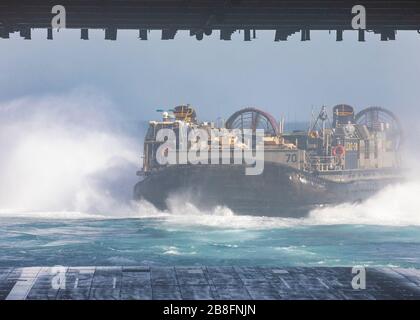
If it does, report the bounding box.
[1,1,420,41]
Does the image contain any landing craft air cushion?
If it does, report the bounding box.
[134,104,403,217]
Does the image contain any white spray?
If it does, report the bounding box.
[0,90,140,217]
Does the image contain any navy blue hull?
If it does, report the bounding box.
[133,163,402,217]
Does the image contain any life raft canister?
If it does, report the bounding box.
[332,145,345,157]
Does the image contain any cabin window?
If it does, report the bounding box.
[146,126,156,140]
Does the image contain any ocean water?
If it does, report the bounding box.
[1,195,420,268]
[1,93,420,268]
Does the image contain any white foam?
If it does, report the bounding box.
[3,179,420,229]
[306,180,420,227]
[0,209,106,220]
[127,179,420,229]
[130,196,308,229]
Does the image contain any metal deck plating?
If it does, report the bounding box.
[1,266,419,300]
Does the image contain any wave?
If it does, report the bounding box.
[130,180,420,229]
[0,90,140,217]
[11,178,415,228]
[306,181,420,227]
[0,209,107,220]
[2,177,420,228]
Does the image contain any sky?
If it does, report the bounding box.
[1,29,420,124]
